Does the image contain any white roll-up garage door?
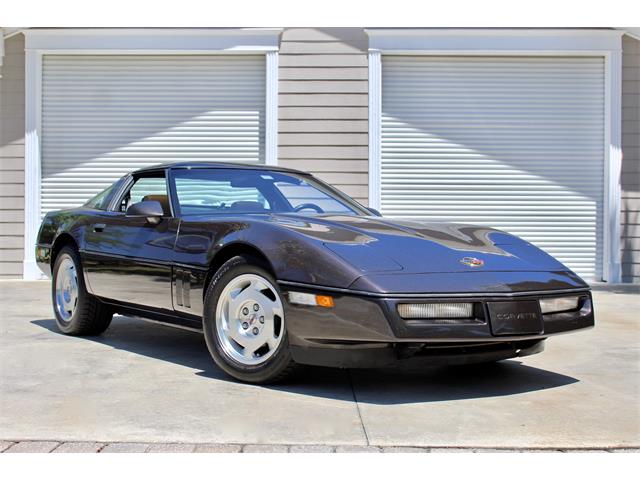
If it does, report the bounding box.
[41,54,265,215]
[380,56,605,279]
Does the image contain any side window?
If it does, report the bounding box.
[118,176,170,215]
[175,177,270,214]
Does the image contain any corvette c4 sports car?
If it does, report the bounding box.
[36,162,594,383]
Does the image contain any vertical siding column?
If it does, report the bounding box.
[621,34,640,283]
[0,34,26,279]
[278,28,369,205]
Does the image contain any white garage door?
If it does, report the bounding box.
[380,56,605,279]
[41,54,265,215]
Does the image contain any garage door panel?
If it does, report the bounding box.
[380,56,605,279]
[41,55,266,215]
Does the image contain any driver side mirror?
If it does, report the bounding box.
[126,200,164,225]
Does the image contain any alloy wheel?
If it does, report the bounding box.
[215,273,285,366]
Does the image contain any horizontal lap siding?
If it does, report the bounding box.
[621,35,640,283]
[0,34,25,278]
[278,28,369,205]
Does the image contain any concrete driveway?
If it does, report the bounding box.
[1,281,638,451]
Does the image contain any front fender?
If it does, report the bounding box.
[174,217,363,288]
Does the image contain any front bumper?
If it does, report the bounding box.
[35,244,52,278]
[279,282,594,368]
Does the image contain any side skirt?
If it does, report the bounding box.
[99,299,203,332]
[129,316,203,334]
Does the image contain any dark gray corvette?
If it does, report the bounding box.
[36,162,594,383]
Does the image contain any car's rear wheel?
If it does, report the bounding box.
[52,246,113,335]
[203,255,298,384]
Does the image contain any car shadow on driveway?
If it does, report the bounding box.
[346,361,578,405]
[32,316,578,405]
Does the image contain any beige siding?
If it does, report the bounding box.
[621,35,640,283]
[278,28,369,205]
[0,34,25,278]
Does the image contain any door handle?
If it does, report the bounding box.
[93,223,106,233]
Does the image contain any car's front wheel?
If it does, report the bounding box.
[52,246,113,335]
[203,255,297,384]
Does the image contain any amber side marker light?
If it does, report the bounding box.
[316,295,335,308]
[288,292,334,308]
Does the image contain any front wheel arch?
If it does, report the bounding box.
[203,243,276,301]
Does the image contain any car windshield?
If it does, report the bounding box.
[171,168,368,216]
[84,181,119,210]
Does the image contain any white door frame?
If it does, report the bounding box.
[22,29,281,279]
[366,29,624,282]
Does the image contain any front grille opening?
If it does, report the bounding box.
[404,317,485,326]
[421,339,541,354]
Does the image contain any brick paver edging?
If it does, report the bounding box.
[1,441,638,453]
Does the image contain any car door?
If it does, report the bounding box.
[83,172,179,311]
[169,167,276,317]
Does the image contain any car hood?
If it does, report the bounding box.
[270,214,569,274]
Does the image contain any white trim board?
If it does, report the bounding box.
[366,28,623,52]
[367,50,381,211]
[23,49,42,280]
[24,28,282,51]
[367,29,623,283]
[22,29,280,280]
[265,50,279,166]
[604,50,623,284]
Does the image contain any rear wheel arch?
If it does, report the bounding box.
[51,245,113,336]
[203,243,276,299]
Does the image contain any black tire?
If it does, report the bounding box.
[203,255,298,384]
[52,246,113,336]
